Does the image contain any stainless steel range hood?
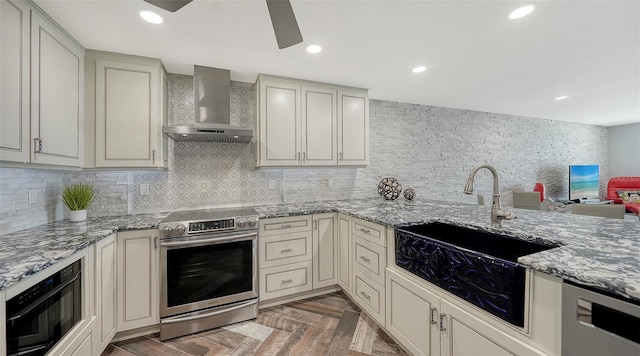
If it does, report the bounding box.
[162,66,254,143]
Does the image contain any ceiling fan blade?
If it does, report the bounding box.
[143,0,192,13]
[266,0,303,49]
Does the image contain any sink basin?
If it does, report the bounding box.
[394,222,558,327]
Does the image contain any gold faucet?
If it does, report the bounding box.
[464,164,516,228]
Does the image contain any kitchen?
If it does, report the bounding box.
[1,0,639,355]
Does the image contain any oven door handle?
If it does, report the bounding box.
[7,272,81,323]
[160,232,257,248]
[161,299,258,324]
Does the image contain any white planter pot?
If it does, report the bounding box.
[69,209,87,223]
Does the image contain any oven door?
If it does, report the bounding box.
[160,231,258,318]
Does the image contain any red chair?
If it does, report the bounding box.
[606,176,640,215]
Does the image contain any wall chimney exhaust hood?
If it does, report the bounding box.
[162,66,254,143]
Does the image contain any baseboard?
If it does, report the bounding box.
[258,285,341,309]
[111,325,160,342]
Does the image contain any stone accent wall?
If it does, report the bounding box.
[0,77,608,235]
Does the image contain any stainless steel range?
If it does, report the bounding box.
[158,207,259,340]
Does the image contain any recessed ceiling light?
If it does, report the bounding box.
[412,66,427,73]
[140,10,163,24]
[508,5,535,20]
[306,45,322,54]
[555,96,569,101]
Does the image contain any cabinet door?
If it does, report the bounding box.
[301,86,337,166]
[160,68,169,168]
[337,214,352,295]
[30,11,84,167]
[95,59,159,167]
[69,332,93,356]
[312,213,337,288]
[386,269,440,356]
[116,230,159,332]
[0,0,30,163]
[440,299,545,356]
[337,89,368,166]
[258,80,301,166]
[95,234,116,353]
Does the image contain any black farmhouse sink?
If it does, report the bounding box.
[395,222,558,327]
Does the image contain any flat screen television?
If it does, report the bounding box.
[569,165,600,200]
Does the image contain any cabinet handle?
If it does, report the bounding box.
[430,307,438,325]
[298,152,300,161]
[360,291,371,300]
[359,256,371,263]
[281,224,292,229]
[338,152,342,161]
[154,236,158,249]
[303,152,306,162]
[439,313,447,331]
[360,228,371,234]
[152,149,156,162]
[280,248,293,253]
[281,278,293,284]
[34,138,43,153]
[314,220,317,230]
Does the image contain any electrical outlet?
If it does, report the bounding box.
[268,180,276,190]
[28,189,38,205]
[140,184,150,196]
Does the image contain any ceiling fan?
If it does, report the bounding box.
[143,0,303,49]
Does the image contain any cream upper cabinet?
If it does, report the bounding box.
[86,51,167,168]
[338,90,369,166]
[30,9,85,167]
[302,85,337,166]
[257,78,301,166]
[0,0,30,163]
[256,74,368,167]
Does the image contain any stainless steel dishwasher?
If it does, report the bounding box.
[562,282,640,355]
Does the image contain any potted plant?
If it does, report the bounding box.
[62,183,95,222]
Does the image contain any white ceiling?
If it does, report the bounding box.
[35,0,640,127]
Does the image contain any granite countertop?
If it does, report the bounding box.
[1,198,638,304]
[0,213,169,291]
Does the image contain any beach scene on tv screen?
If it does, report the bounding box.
[570,165,599,199]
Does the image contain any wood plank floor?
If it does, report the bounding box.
[103,292,408,356]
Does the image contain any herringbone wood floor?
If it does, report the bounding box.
[103,292,408,356]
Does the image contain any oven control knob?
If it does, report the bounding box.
[248,217,257,227]
[237,218,247,228]
[161,225,173,237]
[174,224,186,235]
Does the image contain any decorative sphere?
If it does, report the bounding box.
[403,188,416,200]
[377,177,402,200]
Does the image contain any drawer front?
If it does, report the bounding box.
[260,261,312,301]
[352,217,386,247]
[354,270,385,326]
[353,235,386,287]
[259,215,312,237]
[260,231,312,268]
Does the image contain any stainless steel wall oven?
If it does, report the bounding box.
[5,259,82,356]
[158,208,259,340]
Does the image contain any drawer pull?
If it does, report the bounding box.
[280,248,293,253]
[430,307,438,325]
[281,278,293,284]
[439,313,447,331]
[281,224,292,229]
[360,291,371,300]
[359,256,371,263]
[359,228,371,234]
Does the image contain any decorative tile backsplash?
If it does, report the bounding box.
[0,74,608,235]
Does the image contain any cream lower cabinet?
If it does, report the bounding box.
[337,213,352,296]
[386,268,547,356]
[94,234,117,354]
[116,230,160,332]
[312,213,337,288]
[85,51,168,168]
